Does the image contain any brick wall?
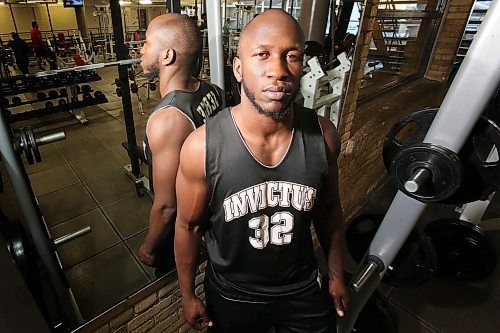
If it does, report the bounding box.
[77,262,207,333]
[425,0,475,81]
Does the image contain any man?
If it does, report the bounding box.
[138,13,225,277]
[9,32,30,75]
[30,21,45,70]
[175,9,348,333]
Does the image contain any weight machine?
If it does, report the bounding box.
[338,1,500,331]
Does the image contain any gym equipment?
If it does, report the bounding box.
[346,213,436,288]
[424,218,496,281]
[383,109,500,204]
[300,53,351,127]
[0,109,91,329]
[109,0,146,198]
[338,3,500,332]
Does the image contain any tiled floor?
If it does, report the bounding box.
[1,66,500,332]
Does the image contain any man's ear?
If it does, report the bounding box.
[160,48,176,66]
[233,56,242,83]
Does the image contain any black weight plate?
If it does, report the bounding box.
[19,128,33,165]
[346,214,436,288]
[391,144,462,203]
[26,126,41,163]
[352,291,399,333]
[424,218,497,281]
[441,118,500,204]
[383,108,438,171]
[12,96,22,106]
[48,90,59,99]
[36,92,47,101]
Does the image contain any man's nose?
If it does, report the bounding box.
[266,56,289,80]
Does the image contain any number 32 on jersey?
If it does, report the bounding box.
[248,212,294,249]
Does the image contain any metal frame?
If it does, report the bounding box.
[0,111,83,329]
[338,1,500,331]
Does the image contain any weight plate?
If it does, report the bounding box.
[19,128,33,165]
[384,109,500,204]
[424,218,497,281]
[26,126,41,163]
[391,144,463,202]
[346,214,436,288]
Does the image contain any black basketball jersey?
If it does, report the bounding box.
[205,105,329,301]
[143,80,224,194]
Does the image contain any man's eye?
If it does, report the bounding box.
[287,54,302,61]
[256,52,269,58]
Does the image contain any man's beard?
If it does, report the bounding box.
[241,78,296,121]
[143,60,160,80]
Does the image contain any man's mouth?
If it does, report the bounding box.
[263,86,289,100]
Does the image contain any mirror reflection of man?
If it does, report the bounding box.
[175,9,349,332]
[138,13,225,277]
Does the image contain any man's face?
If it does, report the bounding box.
[140,29,160,80]
[234,18,303,119]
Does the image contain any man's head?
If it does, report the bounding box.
[32,21,38,28]
[233,9,304,121]
[140,13,202,80]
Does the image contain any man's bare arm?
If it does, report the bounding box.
[313,116,349,316]
[139,108,194,266]
[174,127,212,330]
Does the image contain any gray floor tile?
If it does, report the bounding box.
[38,182,97,226]
[94,128,127,148]
[52,123,96,148]
[108,144,131,164]
[101,193,151,239]
[65,243,149,320]
[70,150,123,181]
[58,137,108,162]
[84,167,135,206]
[87,118,125,137]
[390,301,438,333]
[23,143,67,175]
[49,209,121,268]
[390,229,500,333]
[125,230,157,281]
[29,163,80,196]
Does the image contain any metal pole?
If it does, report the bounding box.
[206,0,225,89]
[9,4,18,33]
[109,0,141,177]
[338,1,500,332]
[0,111,83,328]
[46,4,54,35]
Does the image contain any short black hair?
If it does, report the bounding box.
[32,21,37,27]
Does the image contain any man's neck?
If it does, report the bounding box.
[159,70,198,98]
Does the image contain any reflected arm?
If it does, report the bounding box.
[139,108,193,266]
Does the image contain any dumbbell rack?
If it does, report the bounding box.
[338,2,500,332]
[0,111,86,329]
[1,70,105,125]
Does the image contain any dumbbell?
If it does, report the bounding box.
[37,92,47,102]
[12,96,22,106]
[48,90,59,100]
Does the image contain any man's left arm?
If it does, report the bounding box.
[313,116,349,317]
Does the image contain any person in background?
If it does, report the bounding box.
[30,21,45,70]
[8,32,30,75]
[175,9,348,333]
[138,13,225,277]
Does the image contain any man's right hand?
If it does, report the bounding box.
[138,244,157,267]
[182,297,213,331]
